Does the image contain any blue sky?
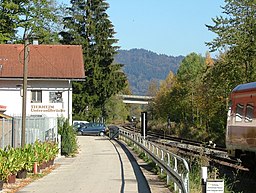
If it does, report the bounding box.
[61,0,225,57]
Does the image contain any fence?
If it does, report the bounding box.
[119,128,190,193]
[0,116,58,149]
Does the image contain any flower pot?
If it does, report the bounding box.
[8,174,16,184]
[49,159,54,166]
[40,162,47,170]
[46,161,51,168]
[0,180,3,191]
[17,169,27,179]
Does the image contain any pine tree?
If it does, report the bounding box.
[206,0,256,82]
[61,0,127,121]
[0,0,19,43]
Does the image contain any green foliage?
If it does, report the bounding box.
[61,0,127,121]
[58,117,77,156]
[151,52,228,144]
[0,147,23,181]
[206,0,256,82]
[105,95,129,124]
[0,0,19,42]
[151,0,256,146]
[0,0,63,43]
[0,141,58,182]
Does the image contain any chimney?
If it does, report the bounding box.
[33,40,39,45]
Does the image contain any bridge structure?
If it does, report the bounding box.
[119,94,154,104]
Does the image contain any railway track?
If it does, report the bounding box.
[120,124,248,171]
[120,124,256,192]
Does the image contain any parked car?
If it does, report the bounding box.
[77,122,108,136]
[73,120,89,131]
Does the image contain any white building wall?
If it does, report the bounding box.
[0,79,73,123]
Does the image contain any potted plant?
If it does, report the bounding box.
[0,146,22,183]
[47,142,59,166]
[17,144,35,179]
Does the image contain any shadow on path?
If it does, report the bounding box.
[110,139,151,193]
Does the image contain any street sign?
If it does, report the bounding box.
[206,179,224,193]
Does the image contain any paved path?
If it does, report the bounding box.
[17,136,155,193]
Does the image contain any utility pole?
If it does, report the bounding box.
[21,35,29,147]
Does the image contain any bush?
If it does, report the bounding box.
[58,118,78,156]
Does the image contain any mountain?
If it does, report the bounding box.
[115,49,184,95]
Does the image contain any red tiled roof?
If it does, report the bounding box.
[0,44,85,79]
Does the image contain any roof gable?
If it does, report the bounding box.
[0,44,85,79]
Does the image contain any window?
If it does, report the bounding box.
[235,103,244,122]
[31,90,42,103]
[245,103,254,122]
[49,92,63,103]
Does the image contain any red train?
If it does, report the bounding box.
[226,82,256,158]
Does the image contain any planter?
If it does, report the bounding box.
[7,174,16,184]
[40,162,47,170]
[0,180,3,191]
[17,169,27,179]
[49,159,54,166]
[46,161,51,168]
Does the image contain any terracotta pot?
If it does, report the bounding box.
[8,174,16,184]
[49,159,54,166]
[17,169,27,179]
[46,161,51,168]
[40,162,47,170]
[0,180,3,191]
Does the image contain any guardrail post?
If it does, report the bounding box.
[167,153,170,184]
[160,150,164,175]
[156,147,159,167]
[174,157,178,192]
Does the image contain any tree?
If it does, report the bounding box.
[176,53,206,124]
[0,0,62,44]
[61,0,127,121]
[206,0,256,82]
[205,51,214,67]
[105,95,129,124]
[147,79,159,96]
[0,0,19,43]
[19,0,62,43]
[153,71,175,121]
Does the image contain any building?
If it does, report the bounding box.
[0,44,85,123]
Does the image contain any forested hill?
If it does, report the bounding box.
[115,48,184,95]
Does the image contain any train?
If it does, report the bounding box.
[226,82,256,159]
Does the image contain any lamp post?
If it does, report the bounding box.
[21,35,29,147]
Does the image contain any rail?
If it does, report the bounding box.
[118,128,190,193]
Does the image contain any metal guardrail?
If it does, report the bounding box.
[119,128,190,193]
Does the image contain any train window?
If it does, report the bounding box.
[245,103,254,122]
[235,103,244,122]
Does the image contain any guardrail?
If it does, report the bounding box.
[118,128,190,193]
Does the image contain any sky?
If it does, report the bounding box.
[61,0,226,57]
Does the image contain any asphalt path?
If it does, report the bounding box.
[17,136,152,193]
